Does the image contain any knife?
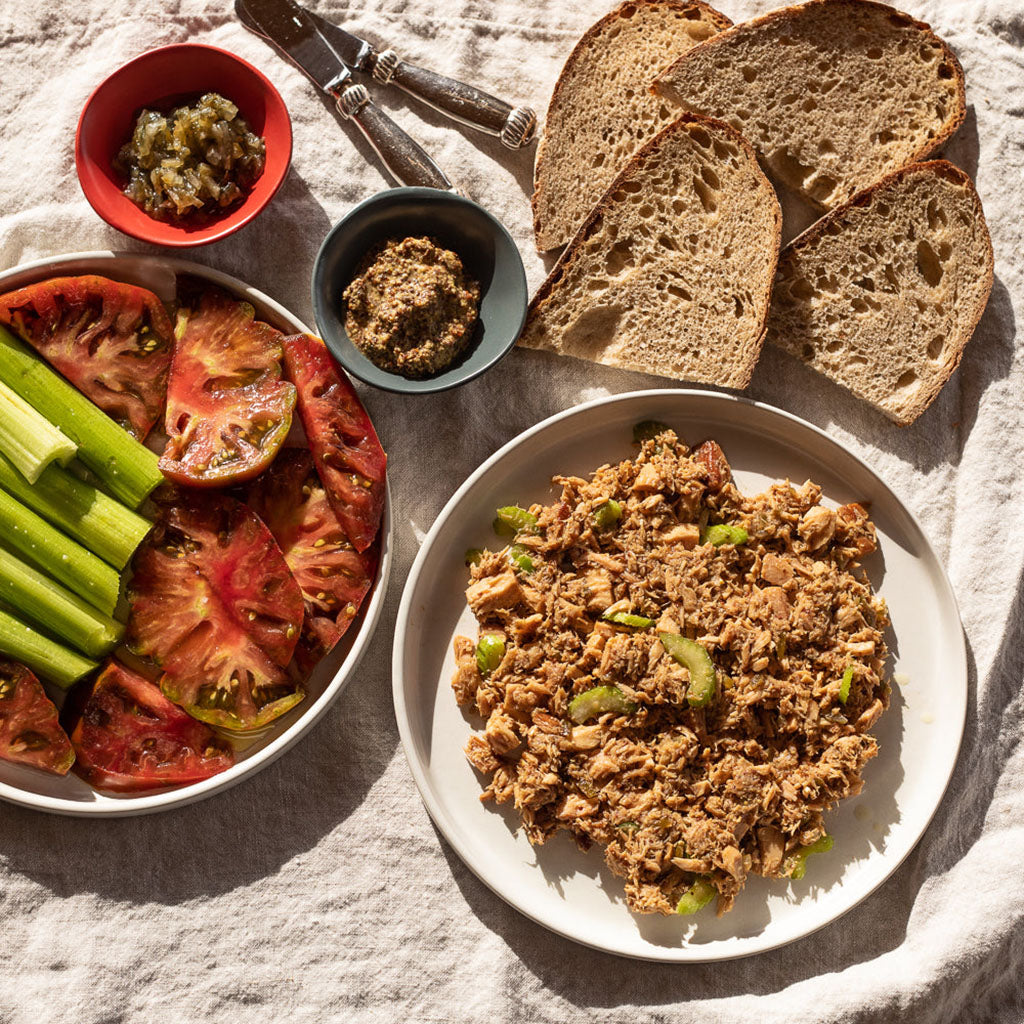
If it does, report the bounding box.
[303,6,537,150]
[235,0,454,190]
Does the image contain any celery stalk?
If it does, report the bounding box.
[0,451,150,569]
[0,379,76,483]
[0,488,121,615]
[0,325,163,508]
[0,606,97,688]
[0,546,124,658]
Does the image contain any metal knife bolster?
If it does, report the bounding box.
[335,85,453,191]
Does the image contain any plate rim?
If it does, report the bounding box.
[391,387,967,962]
[0,250,393,817]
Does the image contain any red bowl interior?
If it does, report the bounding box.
[76,43,292,247]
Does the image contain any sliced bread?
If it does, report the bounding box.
[520,114,782,388]
[767,160,993,425]
[652,0,966,210]
[532,0,731,252]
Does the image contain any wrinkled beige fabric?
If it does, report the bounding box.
[0,1,1021,1021]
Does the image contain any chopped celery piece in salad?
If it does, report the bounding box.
[676,879,716,916]
[701,523,748,546]
[593,499,622,529]
[839,666,855,704]
[508,544,534,573]
[568,685,637,724]
[495,505,538,534]
[659,633,717,708]
[602,610,654,629]
[788,833,835,880]
[475,635,505,678]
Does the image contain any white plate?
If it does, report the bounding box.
[0,251,392,816]
[393,390,965,962]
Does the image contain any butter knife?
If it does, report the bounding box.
[303,6,537,149]
[236,0,454,190]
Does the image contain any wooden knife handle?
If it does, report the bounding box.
[372,50,537,150]
[336,85,453,190]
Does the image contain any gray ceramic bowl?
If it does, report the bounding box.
[311,187,528,395]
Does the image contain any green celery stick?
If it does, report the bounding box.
[0,379,76,483]
[0,546,123,658]
[0,488,121,615]
[0,324,163,509]
[0,451,150,569]
[0,606,97,689]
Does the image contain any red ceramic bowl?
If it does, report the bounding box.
[76,43,292,247]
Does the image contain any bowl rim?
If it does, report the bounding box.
[74,43,293,249]
[311,186,529,396]
[0,250,392,817]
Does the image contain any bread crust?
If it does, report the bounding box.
[532,0,733,252]
[652,0,967,210]
[524,112,783,389]
[770,159,993,424]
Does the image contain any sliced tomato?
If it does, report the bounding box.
[247,448,378,673]
[0,659,74,775]
[0,274,173,440]
[282,334,386,552]
[63,658,233,792]
[159,277,296,487]
[127,493,305,731]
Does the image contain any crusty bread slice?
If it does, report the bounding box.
[532,0,731,252]
[767,160,993,425]
[652,0,966,210]
[520,114,782,388]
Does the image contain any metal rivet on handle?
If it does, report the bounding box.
[373,49,400,84]
[339,84,369,119]
[501,106,537,149]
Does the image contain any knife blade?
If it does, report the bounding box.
[300,5,536,149]
[302,8,374,73]
[235,0,453,189]
[238,0,352,95]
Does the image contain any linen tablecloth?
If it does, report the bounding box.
[1,0,1022,1020]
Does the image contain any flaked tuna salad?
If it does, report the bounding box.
[451,425,890,917]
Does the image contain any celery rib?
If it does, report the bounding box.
[0,452,151,569]
[0,606,97,689]
[0,379,76,483]
[0,325,163,508]
[0,546,123,658]
[0,488,121,615]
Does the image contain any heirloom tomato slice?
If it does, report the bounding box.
[63,658,234,792]
[282,334,386,552]
[247,448,378,673]
[127,493,305,731]
[159,278,296,487]
[0,274,172,440]
[0,659,74,775]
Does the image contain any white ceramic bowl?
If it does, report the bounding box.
[393,389,965,961]
[0,251,392,816]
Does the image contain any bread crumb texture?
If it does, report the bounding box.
[654,0,966,210]
[532,0,731,251]
[768,160,993,425]
[521,115,781,389]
